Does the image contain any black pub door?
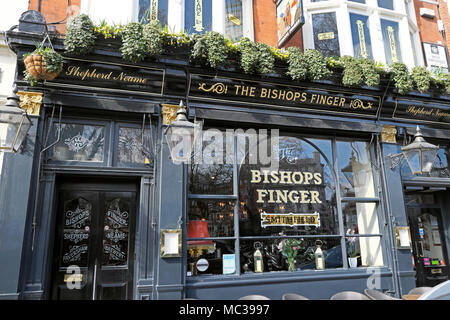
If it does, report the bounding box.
[51,181,137,300]
[405,191,449,287]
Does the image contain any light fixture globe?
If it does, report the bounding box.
[164,100,201,163]
[401,126,439,175]
[0,91,32,153]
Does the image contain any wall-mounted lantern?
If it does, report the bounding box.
[389,126,439,175]
[0,90,32,153]
[164,100,201,163]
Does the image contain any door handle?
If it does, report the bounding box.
[415,241,424,258]
[92,263,98,300]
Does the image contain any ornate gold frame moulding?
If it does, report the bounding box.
[161,104,180,125]
[381,125,397,144]
[17,91,43,116]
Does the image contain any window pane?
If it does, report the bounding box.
[185,0,212,34]
[381,19,402,63]
[350,13,373,59]
[378,0,393,10]
[312,12,340,57]
[102,198,131,266]
[347,236,384,267]
[240,237,342,273]
[188,200,235,237]
[51,123,105,162]
[187,239,235,276]
[117,127,152,165]
[225,0,243,42]
[189,129,233,194]
[239,136,338,236]
[342,202,380,235]
[139,0,168,25]
[61,197,92,268]
[349,0,365,3]
[337,141,375,198]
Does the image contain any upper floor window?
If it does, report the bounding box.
[225,0,244,42]
[185,0,213,34]
[350,13,373,59]
[378,0,393,10]
[349,0,365,3]
[380,19,402,64]
[312,12,340,57]
[139,0,168,25]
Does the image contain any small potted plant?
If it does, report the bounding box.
[23,45,64,85]
[278,238,302,271]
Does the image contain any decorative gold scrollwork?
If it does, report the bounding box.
[350,99,372,110]
[198,82,228,94]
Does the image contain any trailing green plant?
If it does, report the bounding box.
[238,37,275,74]
[121,22,147,63]
[411,66,433,93]
[390,62,413,95]
[191,31,228,69]
[142,20,164,57]
[286,47,308,81]
[340,56,380,88]
[303,49,331,81]
[341,56,364,87]
[65,14,96,55]
[359,58,380,87]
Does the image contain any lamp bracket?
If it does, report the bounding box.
[389,153,404,170]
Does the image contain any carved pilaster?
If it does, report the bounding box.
[17,91,43,116]
[161,104,179,125]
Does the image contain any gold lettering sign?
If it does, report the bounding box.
[261,212,321,228]
[64,273,83,282]
[150,0,158,21]
[197,82,374,111]
[318,32,335,40]
[356,20,368,58]
[194,0,203,32]
[65,66,148,84]
[387,26,398,63]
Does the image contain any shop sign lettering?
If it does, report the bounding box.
[394,98,450,125]
[190,74,380,118]
[250,169,323,228]
[47,58,165,96]
[261,212,320,228]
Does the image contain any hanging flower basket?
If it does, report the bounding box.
[23,45,64,85]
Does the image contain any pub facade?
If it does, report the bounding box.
[0,11,449,300]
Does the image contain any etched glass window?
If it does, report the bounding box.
[103,198,130,266]
[51,123,105,162]
[61,197,92,267]
[118,127,152,165]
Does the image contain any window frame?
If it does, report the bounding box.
[186,130,387,278]
[45,116,156,170]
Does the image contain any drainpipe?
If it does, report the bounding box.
[37,0,41,12]
[377,135,402,298]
